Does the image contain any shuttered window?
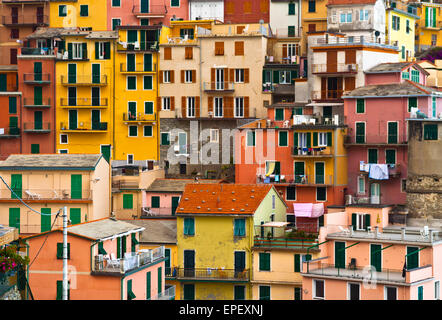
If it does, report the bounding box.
[275,108,284,121]
[279,131,288,147]
[368,149,378,164]
[259,286,270,300]
[288,2,296,15]
[355,123,365,143]
[259,252,270,271]
[294,254,301,272]
[56,243,71,259]
[123,194,133,209]
[80,5,88,16]
[235,41,244,56]
[184,217,195,235]
[214,42,224,55]
[247,130,255,146]
[164,47,172,60]
[161,132,170,145]
[356,99,365,113]
[234,219,246,237]
[151,196,160,208]
[424,124,438,140]
[386,149,396,165]
[41,208,51,233]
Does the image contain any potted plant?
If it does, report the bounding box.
[0,245,30,277]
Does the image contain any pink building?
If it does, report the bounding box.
[24,218,173,300]
[301,206,442,300]
[108,0,189,30]
[343,62,442,206]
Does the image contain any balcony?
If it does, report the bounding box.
[358,161,402,178]
[23,122,51,133]
[147,285,175,300]
[60,98,108,108]
[117,41,159,52]
[344,134,408,146]
[132,5,167,18]
[256,174,333,186]
[0,188,92,201]
[292,147,333,157]
[20,47,56,56]
[312,63,358,74]
[120,63,157,74]
[23,97,51,108]
[203,82,235,93]
[23,73,51,85]
[312,90,344,102]
[0,127,20,138]
[140,207,176,217]
[112,180,139,190]
[2,15,48,26]
[272,27,301,38]
[60,122,108,132]
[123,113,157,123]
[60,75,108,86]
[93,246,165,275]
[253,237,318,249]
[292,114,344,127]
[175,267,250,282]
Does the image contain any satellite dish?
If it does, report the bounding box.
[375,31,380,37]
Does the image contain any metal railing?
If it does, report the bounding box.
[2,15,48,26]
[175,267,250,281]
[312,90,344,101]
[132,4,167,16]
[123,113,157,122]
[0,188,92,200]
[120,63,157,73]
[345,134,408,145]
[256,174,333,185]
[60,98,108,107]
[23,73,51,83]
[272,27,301,38]
[23,122,51,132]
[148,285,176,300]
[292,147,333,156]
[60,121,108,131]
[312,63,358,74]
[93,246,165,274]
[23,97,51,107]
[140,207,176,217]
[0,127,20,137]
[117,41,159,52]
[203,82,235,92]
[60,75,108,85]
[112,180,139,189]
[315,35,396,48]
[254,237,318,249]
[20,47,56,56]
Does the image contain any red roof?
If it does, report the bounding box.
[177,184,274,215]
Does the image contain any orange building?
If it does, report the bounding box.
[23,218,172,300]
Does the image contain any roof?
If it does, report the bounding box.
[343,80,437,98]
[146,178,222,193]
[123,219,177,244]
[177,184,275,215]
[0,154,103,170]
[327,0,377,5]
[366,62,429,75]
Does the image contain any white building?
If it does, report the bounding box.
[188,0,224,21]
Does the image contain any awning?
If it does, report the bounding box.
[306,102,344,107]
[261,222,289,228]
[293,203,324,218]
[265,162,275,176]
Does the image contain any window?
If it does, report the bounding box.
[144,126,153,137]
[127,154,134,164]
[59,5,67,17]
[210,129,219,143]
[56,243,71,259]
[266,161,280,176]
[426,6,436,28]
[385,286,397,300]
[162,97,171,110]
[161,132,170,145]
[355,122,365,143]
[402,71,410,80]
[408,97,417,112]
[313,279,324,299]
[340,12,352,23]
[128,125,138,137]
[424,124,438,140]
[31,144,40,154]
[279,131,288,147]
[59,149,68,154]
[179,28,194,39]
[235,41,244,56]
[144,101,153,114]
[247,131,255,147]
[294,287,302,300]
[214,42,224,55]
[352,213,370,231]
[288,26,296,37]
[272,194,276,209]
[123,194,133,209]
[435,281,440,300]
[357,176,365,194]
[171,0,180,7]
[214,97,223,117]
[401,179,407,193]
[112,19,121,31]
[431,34,437,46]
[392,16,400,31]
[317,132,328,147]
[56,281,70,300]
[235,69,245,83]
[184,47,193,59]
[406,19,410,34]
[418,286,424,300]
[368,149,378,164]
[286,186,296,201]
[163,70,171,83]
[164,47,172,60]
[234,286,246,300]
[112,0,120,6]
[184,70,193,83]
[127,76,136,90]
[234,219,246,237]
[359,9,369,21]
[10,29,19,39]
[348,283,360,300]
[386,149,396,165]
[288,2,296,15]
[259,286,270,300]
[143,75,153,90]
[259,253,270,271]
[151,196,160,208]
[356,99,365,113]
[316,187,326,201]
[275,108,284,121]
[235,97,244,118]
[279,71,291,84]
[411,70,420,83]
[9,97,17,114]
[71,43,85,60]
[60,134,68,144]
[184,217,195,236]
[183,284,195,300]
[308,0,316,12]
[96,42,110,60]
[388,122,398,144]
[80,5,88,16]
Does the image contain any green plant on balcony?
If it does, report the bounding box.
[0,246,30,274]
[285,229,318,240]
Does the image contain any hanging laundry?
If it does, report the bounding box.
[369,164,389,180]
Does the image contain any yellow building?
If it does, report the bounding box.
[386,0,420,61]
[49,0,108,30]
[413,1,442,54]
[55,30,117,160]
[176,183,287,300]
[113,25,161,163]
[300,0,328,56]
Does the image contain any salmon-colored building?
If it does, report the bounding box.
[301,205,442,300]
[224,0,269,24]
[23,218,170,300]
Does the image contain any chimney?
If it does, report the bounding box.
[401,227,406,241]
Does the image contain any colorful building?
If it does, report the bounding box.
[412,0,441,54]
[417,59,442,90]
[301,205,442,300]
[343,61,441,207]
[0,224,20,300]
[188,0,223,21]
[23,218,170,300]
[299,0,328,56]
[224,0,270,24]
[49,0,108,30]
[175,183,287,300]
[0,154,110,235]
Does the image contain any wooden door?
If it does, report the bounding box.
[327,51,337,73]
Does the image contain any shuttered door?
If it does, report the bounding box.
[141,0,149,13]
[370,244,382,272]
[34,86,43,105]
[335,241,345,269]
[92,64,100,84]
[164,249,171,276]
[68,64,76,83]
[259,286,270,300]
[34,111,43,130]
[9,208,20,232]
[68,109,77,129]
[327,51,337,73]
[407,246,419,270]
[183,284,195,300]
[127,54,135,72]
[294,162,304,183]
[184,250,195,277]
[70,208,81,225]
[315,162,325,184]
[234,251,245,273]
[101,145,111,163]
[41,208,51,232]
[11,174,22,199]
[71,174,82,199]
[146,272,151,299]
[144,54,152,72]
[171,196,180,216]
[234,286,245,300]
[157,267,162,294]
[68,87,76,106]
[0,74,7,91]
[34,62,42,81]
[388,122,398,144]
[92,110,100,130]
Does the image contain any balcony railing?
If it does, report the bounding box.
[358,161,402,178]
[132,4,167,16]
[312,90,344,101]
[23,97,51,108]
[23,73,51,84]
[175,267,250,282]
[20,47,56,56]
[315,35,397,49]
[112,180,139,189]
[312,63,358,74]
[203,82,235,92]
[148,285,176,300]
[256,174,333,185]
[117,41,159,52]
[0,188,92,200]
[272,27,301,38]
[0,127,20,137]
[23,122,51,133]
[60,122,108,132]
[123,113,157,122]
[344,134,408,145]
[253,237,318,249]
[93,246,165,274]
[140,207,176,217]
[2,15,48,26]
[265,55,299,65]
[60,75,108,86]
[292,146,333,157]
[120,63,157,73]
[60,98,108,107]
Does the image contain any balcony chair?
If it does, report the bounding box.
[25,190,41,200]
[338,226,350,235]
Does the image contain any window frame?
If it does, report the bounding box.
[313,279,325,299]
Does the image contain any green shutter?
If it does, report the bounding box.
[184,218,194,235]
[98,242,107,255]
[306,132,311,148]
[34,62,42,81]
[70,208,81,225]
[11,174,22,199]
[127,279,136,300]
[71,174,82,199]
[364,214,371,231]
[127,54,135,71]
[56,281,63,300]
[294,287,302,300]
[82,43,87,59]
[294,254,300,272]
[370,244,382,272]
[424,124,438,140]
[275,108,284,121]
[123,194,133,209]
[273,70,279,84]
[9,208,20,232]
[95,42,100,59]
[117,237,121,258]
[151,196,160,208]
[146,272,151,299]
[279,131,288,146]
[183,284,195,300]
[56,243,70,259]
[386,149,396,164]
[144,76,153,90]
[127,76,136,89]
[144,125,152,136]
[315,162,325,184]
[165,249,171,275]
[31,144,40,154]
[259,253,270,271]
[425,7,429,27]
[356,99,365,113]
[41,208,51,232]
[34,86,42,105]
[388,122,398,144]
[313,132,318,147]
[161,133,170,145]
[127,30,138,43]
[368,149,378,164]
[293,132,298,147]
[144,53,152,72]
[80,5,88,16]
[418,286,424,300]
[432,7,436,27]
[356,123,365,143]
[9,97,17,113]
[122,236,127,257]
[289,3,296,15]
[59,5,66,17]
[92,64,100,84]
[351,213,357,230]
[407,246,419,270]
[158,267,162,294]
[335,241,346,269]
[259,286,270,300]
[68,64,76,83]
[104,42,111,59]
[327,132,332,146]
[234,286,245,300]
[34,111,42,130]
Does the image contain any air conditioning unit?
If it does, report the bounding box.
[345,194,352,205]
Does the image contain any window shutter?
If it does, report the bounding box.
[425,7,429,27]
[244,69,250,83]
[351,213,357,230]
[82,43,87,59]
[294,132,298,146]
[192,70,196,83]
[159,70,163,83]
[273,70,279,84]
[171,97,175,111]
[170,70,174,83]
[230,68,235,82]
[195,97,200,117]
[244,97,249,118]
[208,96,213,113]
[181,70,184,83]
[432,7,436,27]
[307,132,311,148]
[313,132,318,146]
[364,214,371,231]
[67,43,73,59]
[294,254,300,272]
[95,42,100,59]
[327,132,332,146]
[117,237,121,258]
[282,44,288,58]
[104,42,111,59]
[181,96,186,118]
